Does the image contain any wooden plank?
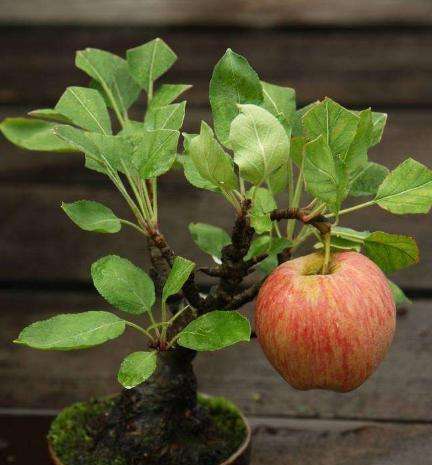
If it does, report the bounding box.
[1,413,432,465]
[250,418,432,465]
[1,27,431,107]
[1,291,431,421]
[0,179,431,288]
[2,0,432,27]
[2,413,432,465]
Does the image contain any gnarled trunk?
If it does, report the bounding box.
[97,349,202,461]
[95,347,244,465]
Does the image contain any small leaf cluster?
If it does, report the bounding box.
[182,48,431,302]
[15,254,250,389]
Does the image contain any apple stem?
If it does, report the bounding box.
[321,232,332,274]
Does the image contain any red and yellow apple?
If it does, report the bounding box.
[255,251,396,392]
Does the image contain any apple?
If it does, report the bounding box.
[254,251,396,392]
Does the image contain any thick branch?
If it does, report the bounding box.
[270,207,331,235]
[147,202,332,323]
[229,280,265,310]
[147,230,206,311]
[203,199,255,311]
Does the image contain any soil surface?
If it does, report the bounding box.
[48,395,248,465]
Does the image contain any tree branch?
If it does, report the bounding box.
[197,267,225,278]
[203,199,255,311]
[146,200,332,331]
[229,280,265,310]
[270,207,331,235]
[147,230,206,310]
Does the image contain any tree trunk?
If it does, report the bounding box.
[96,348,217,465]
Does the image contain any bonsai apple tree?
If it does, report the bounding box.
[1,38,431,465]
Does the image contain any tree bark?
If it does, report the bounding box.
[96,348,213,465]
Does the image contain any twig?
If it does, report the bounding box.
[198,267,225,278]
[270,207,331,235]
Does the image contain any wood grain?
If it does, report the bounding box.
[2,414,432,465]
[1,27,430,106]
[1,291,431,421]
[1,0,432,27]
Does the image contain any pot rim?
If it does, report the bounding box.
[220,405,251,465]
[48,394,251,465]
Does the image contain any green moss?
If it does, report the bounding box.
[197,394,247,449]
[49,395,247,465]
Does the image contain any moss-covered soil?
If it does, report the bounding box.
[48,394,248,465]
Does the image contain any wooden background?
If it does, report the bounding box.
[1,2,432,464]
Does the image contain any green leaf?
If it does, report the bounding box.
[302,98,359,156]
[230,104,290,185]
[261,81,296,131]
[76,48,140,115]
[269,237,293,255]
[303,135,348,213]
[54,125,111,174]
[0,118,76,152]
[144,101,186,130]
[189,121,238,190]
[350,162,389,197]
[375,158,432,214]
[133,129,180,179]
[117,351,157,389]
[177,310,251,351]
[54,125,134,175]
[331,226,369,242]
[250,213,273,234]
[364,232,419,274]
[86,133,135,174]
[292,101,319,137]
[28,108,72,124]
[267,164,289,194]
[54,125,99,156]
[189,223,231,260]
[62,200,121,234]
[258,255,279,275]
[246,236,292,261]
[388,280,412,308]
[245,235,271,260]
[15,311,125,350]
[371,112,387,146]
[55,86,112,135]
[289,136,306,167]
[127,38,177,92]
[317,226,370,253]
[118,120,146,137]
[344,109,373,176]
[247,187,278,234]
[179,133,219,191]
[315,236,362,252]
[182,132,197,153]
[148,84,192,110]
[92,255,155,314]
[178,155,219,192]
[209,49,263,146]
[162,256,195,302]
[249,187,277,214]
